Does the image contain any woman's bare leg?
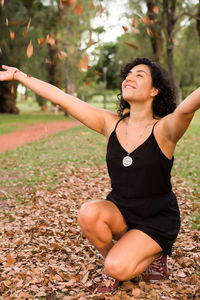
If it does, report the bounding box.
[104,229,162,281]
[78,200,127,257]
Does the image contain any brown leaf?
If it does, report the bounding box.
[122,26,128,32]
[6,254,16,265]
[91,2,95,10]
[153,5,159,14]
[74,4,83,15]
[124,42,138,50]
[58,51,67,60]
[38,37,46,46]
[6,18,8,26]
[27,18,31,32]
[140,15,152,26]
[132,287,141,298]
[0,47,2,54]
[53,274,63,281]
[146,27,155,38]
[50,242,60,250]
[46,34,56,46]
[3,39,7,47]
[94,70,104,76]
[78,54,89,71]
[27,40,33,58]
[84,79,90,87]
[10,31,15,40]
[97,3,105,16]
[61,0,76,6]
[0,0,4,7]
[22,31,27,37]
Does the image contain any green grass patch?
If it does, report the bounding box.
[0,111,69,135]
[0,126,107,201]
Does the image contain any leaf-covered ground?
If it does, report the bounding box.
[0,165,199,300]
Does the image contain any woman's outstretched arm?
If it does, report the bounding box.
[161,87,200,144]
[0,65,116,135]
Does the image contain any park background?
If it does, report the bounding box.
[0,0,200,299]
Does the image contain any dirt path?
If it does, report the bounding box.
[0,120,80,153]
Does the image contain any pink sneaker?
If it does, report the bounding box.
[147,253,167,282]
[96,274,121,294]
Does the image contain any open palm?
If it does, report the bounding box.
[0,65,18,81]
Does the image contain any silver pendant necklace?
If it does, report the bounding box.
[122,119,153,167]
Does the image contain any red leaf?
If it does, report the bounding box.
[27,40,33,58]
[124,42,138,50]
[74,4,83,15]
[153,5,159,14]
[122,26,128,32]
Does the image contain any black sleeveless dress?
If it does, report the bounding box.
[106,117,180,256]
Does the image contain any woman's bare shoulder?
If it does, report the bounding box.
[103,110,121,140]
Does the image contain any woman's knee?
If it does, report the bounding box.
[78,201,101,229]
[104,255,136,281]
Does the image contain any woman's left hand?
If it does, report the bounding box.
[0,65,19,81]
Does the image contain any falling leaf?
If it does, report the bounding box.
[22,31,27,37]
[58,51,67,60]
[172,37,179,45]
[153,5,159,14]
[122,26,128,32]
[97,3,105,16]
[0,47,2,54]
[91,2,95,10]
[146,27,155,38]
[10,31,15,40]
[140,15,152,26]
[37,37,46,46]
[6,18,8,26]
[131,17,136,27]
[27,18,31,32]
[27,40,33,58]
[61,0,76,6]
[74,4,83,15]
[46,34,56,46]
[84,79,90,87]
[0,0,4,7]
[3,39,7,47]
[78,54,89,71]
[94,70,104,76]
[124,42,138,50]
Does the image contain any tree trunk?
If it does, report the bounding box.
[163,0,181,104]
[0,82,19,114]
[196,0,200,41]
[146,0,164,64]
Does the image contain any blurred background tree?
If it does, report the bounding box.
[0,0,200,113]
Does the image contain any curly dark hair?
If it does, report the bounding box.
[117,58,177,118]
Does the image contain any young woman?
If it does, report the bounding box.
[0,58,199,294]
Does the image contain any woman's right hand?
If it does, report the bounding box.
[0,65,19,81]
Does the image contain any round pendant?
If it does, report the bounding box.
[122,155,133,167]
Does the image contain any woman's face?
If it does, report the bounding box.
[122,64,157,104]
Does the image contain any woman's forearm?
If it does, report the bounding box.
[14,70,68,106]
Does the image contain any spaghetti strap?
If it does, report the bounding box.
[152,121,159,133]
[114,116,126,131]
